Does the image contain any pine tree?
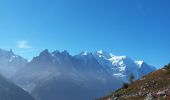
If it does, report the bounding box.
[129,73,135,84]
[164,63,170,74]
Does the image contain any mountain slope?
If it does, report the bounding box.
[0,74,35,100]
[0,49,27,78]
[98,63,170,100]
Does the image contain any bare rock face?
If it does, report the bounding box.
[0,49,28,78]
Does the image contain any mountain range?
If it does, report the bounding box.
[0,49,156,100]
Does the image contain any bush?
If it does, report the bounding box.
[164,63,170,74]
[122,82,129,89]
[129,73,135,84]
[164,63,170,69]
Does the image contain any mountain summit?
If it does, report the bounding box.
[93,50,156,81]
[0,49,27,78]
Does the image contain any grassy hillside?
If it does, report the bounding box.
[98,63,170,100]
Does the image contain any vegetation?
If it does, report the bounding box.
[122,74,134,89]
[164,63,170,73]
[129,73,135,84]
[98,63,170,100]
[122,82,129,89]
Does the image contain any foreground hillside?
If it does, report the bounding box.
[98,63,170,100]
[0,74,35,100]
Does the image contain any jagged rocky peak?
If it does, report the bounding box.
[76,51,96,61]
[51,50,70,56]
[39,49,51,56]
[79,51,91,56]
[33,50,72,63]
[96,50,111,58]
[79,51,95,59]
[31,49,52,63]
[61,50,70,56]
[0,48,27,62]
[97,50,108,54]
[52,50,61,55]
[0,48,27,78]
[0,48,13,58]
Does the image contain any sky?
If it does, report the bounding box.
[0,0,169,68]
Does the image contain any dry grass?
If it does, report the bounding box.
[98,68,170,100]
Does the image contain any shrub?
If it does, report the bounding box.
[164,63,170,69]
[122,82,129,89]
[164,63,170,74]
[129,73,135,84]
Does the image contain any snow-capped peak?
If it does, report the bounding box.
[97,50,105,54]
[9,55,17,62]
[96,50,109,55]
[80,51,90,56]
[93,51,156,81]
[95,50,112,59]
[135,61,144,68]
[109,56,127,61]
[135,61,144,65]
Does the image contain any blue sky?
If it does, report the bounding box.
[0,0,169,68]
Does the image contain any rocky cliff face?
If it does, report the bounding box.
[0,49,27,78]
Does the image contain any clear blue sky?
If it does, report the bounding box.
[0,0,169,68]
